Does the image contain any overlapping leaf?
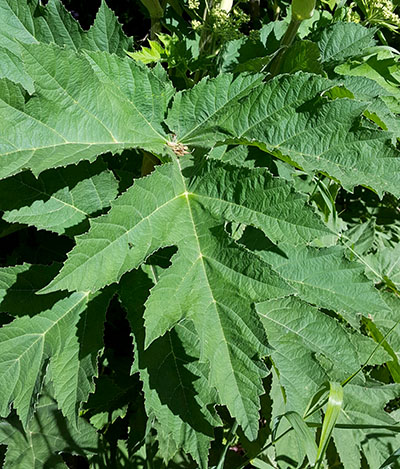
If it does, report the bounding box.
[335,55,400,114]
[0,390,98,469]
[317,22,376,66]
[120,269,220,467]
[0,0,131,88]
[257,297,385,413]
[167,72,400,197]
[0,42,170,180]
[239,230,389,329]
[165,73,264,145]
[333,383,400,469]
[37,0,132,55]
[0,160,119,234]
[0,283,112,429]
[0,47,34,93]
[0,292,88,427]
[42,156,331,438]
[365,244,400,290]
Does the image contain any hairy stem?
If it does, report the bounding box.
[140,0,164,39]
[269,18,301,76]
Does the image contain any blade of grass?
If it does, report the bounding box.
[285,412,318,466]
[315,382,344,469]
[379,446,400,468]
[363,316,400,382]
[235,318,400,469]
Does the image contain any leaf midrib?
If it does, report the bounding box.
[175,159,252,422]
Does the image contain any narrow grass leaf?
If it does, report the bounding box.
[284,411,318,465]
[315,382,343,468]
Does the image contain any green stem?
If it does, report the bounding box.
[216,421,239,469]
[140,0,164,39]
[269,18,301,76]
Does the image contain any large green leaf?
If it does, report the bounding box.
[43,157,328,293]
[258,297,373,413]
[0,390,98,469]
[42,156,331,438]
[168,73,400,197]
[0,0,131,91]
[0,0,38,56]
[0,286,112,429]
[0,0,131,56]
[240,230,389,329]
[333,383,400,469]
[0,160,119,234]
[165,73,264,145]
[0,293,89,427]
[0,262,114,427]
[0,42,170,180]
[37,0,132,55]
[317,22,376,66]
[0,47,34,93]
[82,51,175,123]
[335,55,400,114]
[120,269,220,468]
[365,244,400,290]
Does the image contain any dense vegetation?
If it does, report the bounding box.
[0,0,400,467]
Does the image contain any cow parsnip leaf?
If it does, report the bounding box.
[0,42,170,180]
[258,297,364,413]
[0,0,131,57]
[331,76,400,138]
[0,292,90,427]
[43,157,328,293]
[0,160,118,235]
[53,287,114,428]
[169,72,400,197]
[0,46,34,93]
[43,156,331,438]
[0,263,66,317]
[0,0,38,57]
[317,22,377,66]
[38,0,132,55]
[365,244,400,290]
[0,264,113,426]
[167,72,333,146]
[0,391,98,469]
[0,288,114,430]
[240,230,389,329]
[270,369,310,467]
[165,73,264,145]
[335,55,400,114]
[120,269,220,468]
[0,0,131,92]
[373,293,400,367]
[333,383,400,469]
[83,51,175,120]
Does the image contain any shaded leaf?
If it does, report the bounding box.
[120,269,220,467]
[333,383,400,469]
[0,293,89,427]
[0,160,119,234]
[170,72,400,197]
[0,391,98,469]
